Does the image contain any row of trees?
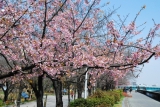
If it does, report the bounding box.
[0,0,160,107]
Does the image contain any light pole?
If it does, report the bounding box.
[84,71,88,99]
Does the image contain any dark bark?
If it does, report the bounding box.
[30,75,44,107]
[53,79,63,107]
[36,75,44,107]
[2,82,9,102]
[88,87,91,96]
[0,64,36,80]
[105,79,109,91]
[2,81,15,103]
[74,87,76,100]
[102,80,116,91]
[96,79,100,89]
[77,77,83,98]
[17,81,24,107]
[3,90,8,102]
[88,75,92,96]
[37,95,43,107]
[67,84,70,106]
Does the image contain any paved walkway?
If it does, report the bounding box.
[6,91,160,107]
[122,91,160,107]
[5,95,70,107]
[5,92,86,107]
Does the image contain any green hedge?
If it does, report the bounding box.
[70,89,123,107]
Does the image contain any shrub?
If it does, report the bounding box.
[70,89,123,107]
[89,89,105,98]
[70,98,87,107]
[97,102,111,107]
[106,91,120,103]
[86,98,97,107]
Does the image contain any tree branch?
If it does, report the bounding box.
[0,53,13,69]
[47,0,67,23]
[0,9,28,40]
[109,52,155,68]
[41,0,47,39]
[73,0,96,34]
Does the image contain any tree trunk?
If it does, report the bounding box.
[88,87,91,96]
[67,84,70,106]
[17,82,23,107]
[37,95,43,107]
[96,79,100,89]
[3,90,8,102]
[36,75,44,107]
[77,77,83,98]
[3,82,9,102]
[74,87,76,100]
[29,75,44,107]
[77,85,82,98]
[53,79,63,107]
[88,75,92,96]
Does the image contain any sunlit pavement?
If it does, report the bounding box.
[122,91,160,107]
[6,95,69,107]
[6,92,87,107]
[7,91,160,107]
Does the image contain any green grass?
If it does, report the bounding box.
[0,99,4,106]
[113,96,124,107]
[0,98,37,107]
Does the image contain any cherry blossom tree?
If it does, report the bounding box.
[0,0,106,106]
[65,5,160,98]
[0,0,160,107]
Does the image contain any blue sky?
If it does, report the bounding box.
[100,0,160,86]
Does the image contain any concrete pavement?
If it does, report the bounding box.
[6,91,160,107]
[5,92,86,107]
[122,91,160,107]
[5,95,70,107]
